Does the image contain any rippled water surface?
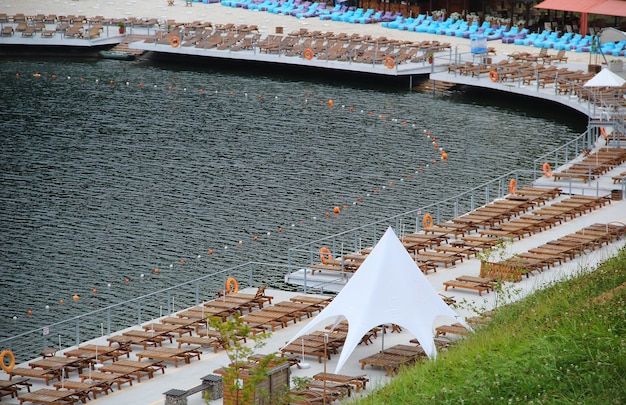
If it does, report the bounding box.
[0,57,587,338]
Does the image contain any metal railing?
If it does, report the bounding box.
[287,168,540,292]
[0,262,289,363]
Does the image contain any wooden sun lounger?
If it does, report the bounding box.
[98,364,153,383]
[137,346,201,367]
[177,335,223,352]
[142,323,194,337]
[17,388,81,405]
[52,380,112,399]
[107,334,164,350]
[79,371,134,390]
[8,368,61,386]
[358,352,416,376]
[313,372,369,392]
[443,279,490,296]
[435,323,470,337]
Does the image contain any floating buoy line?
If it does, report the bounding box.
[5,71,453,312]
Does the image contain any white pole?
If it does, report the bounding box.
[299,338,310,369]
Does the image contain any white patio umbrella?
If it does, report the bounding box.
[583,68,626,87]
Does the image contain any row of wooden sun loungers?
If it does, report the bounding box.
[552,148,626,183]
[310,187,564,275]
[476,223,626,282]
[143,28,449,66]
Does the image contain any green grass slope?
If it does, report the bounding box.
[352,249,626,405]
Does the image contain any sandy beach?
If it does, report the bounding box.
[2,0,593,63]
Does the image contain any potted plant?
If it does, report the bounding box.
[588,35,601,73]
[118,22,125,34]
[427,52,434,64]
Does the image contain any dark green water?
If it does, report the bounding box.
[0,56,587,337]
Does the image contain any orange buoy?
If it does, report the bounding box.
[27,310,33,316]
[59,299,64,304]
[92,288,97,293]
[154,268,159,274]
[278,227,283,232]
[509,178,517,194]
[441,151,448,160]
[542,162,552,178]
[209,249,214,255]
[253,235,258,242]
[72,294,80,300]
[319,247,332,264]
[328,99,333,106]
[423,214,434,229]
[225,277,239,294]
[333,206,340,214]
[0,350,15,372]
[325,211,330,217]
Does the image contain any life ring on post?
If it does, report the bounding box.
[384,57,395,69]
[319,247,332,264]
[542,162,552,178]
[170,36,180,48]
[0,350,15,372]
[509,178,517,194]
[489,70,498,82]
[225,277,239,294]
[303,48,314,60]
[423,214,434,229]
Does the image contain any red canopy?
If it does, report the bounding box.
[534,0,626,35]
[534,0,605,14]
[588,0,626,17]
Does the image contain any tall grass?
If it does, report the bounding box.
[351,249,626,404]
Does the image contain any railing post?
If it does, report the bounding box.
[75,319,80,346]
[137,298,142,325]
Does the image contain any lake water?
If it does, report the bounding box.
[0,55,587,339]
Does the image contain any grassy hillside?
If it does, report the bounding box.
[351,249,626,404]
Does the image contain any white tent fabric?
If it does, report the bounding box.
[284,227,469,373]
[584,68,626,87]
[599,27,626,44]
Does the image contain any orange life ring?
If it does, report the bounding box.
[384,57,395,69]
[319,247,332,264]
[509,178,517,194]
[542,162,552,178]
[1,350,15,373]
[423,214,433,229]
[225,277,239,294]
[489,70,498,82]
[170,35,180,48]
[600,127,608,139]
[303,48,314,61]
